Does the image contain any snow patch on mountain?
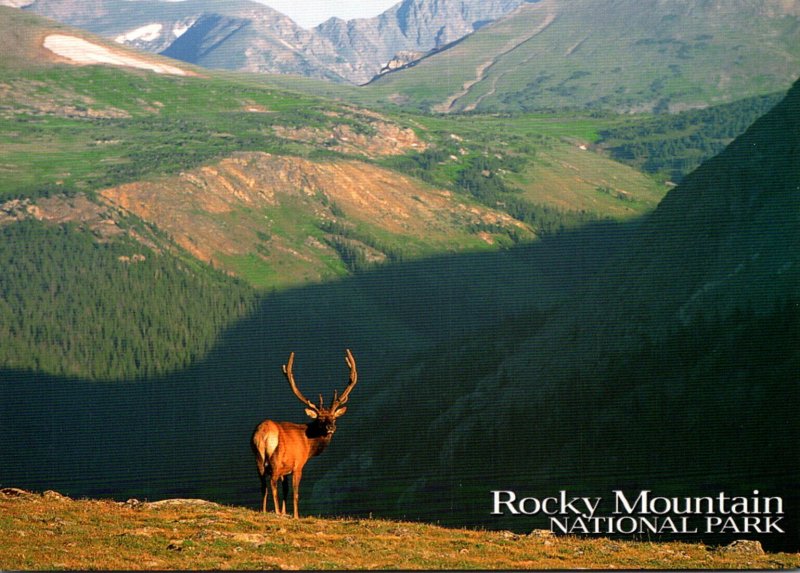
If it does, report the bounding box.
[172,20,193,38]
[43,34,190,76]
[114,23,163,44]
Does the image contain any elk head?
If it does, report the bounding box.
[283,348,357,438]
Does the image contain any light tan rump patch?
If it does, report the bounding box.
[266,427,279,459]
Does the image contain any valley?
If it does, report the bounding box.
[0,8,667,293]
[0,0,797,564]
[0,7,668,385]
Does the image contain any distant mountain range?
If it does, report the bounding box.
[12,0,532,84]
[8,0,799,112]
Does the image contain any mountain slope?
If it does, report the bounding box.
[367,0,800,112]
[96,151,534,288]
[593,79,799,333]
[317,78,800,549]
[596,91,786,182]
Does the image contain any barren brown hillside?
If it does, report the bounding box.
[99,151,533,287]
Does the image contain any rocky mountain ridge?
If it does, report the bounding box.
[13,0,533,83]
[311,0,532,84]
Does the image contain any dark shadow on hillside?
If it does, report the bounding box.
[1,216,797,551]
[0,219,632,500]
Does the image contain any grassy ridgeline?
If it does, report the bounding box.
[1,491,798,569]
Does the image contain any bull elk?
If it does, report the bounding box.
[251,349,358,518]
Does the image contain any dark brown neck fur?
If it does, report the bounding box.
[305,421,333,457]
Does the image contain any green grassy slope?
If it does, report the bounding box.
[376,112,667,242]
[364,0,800,113]
[0,61,356,199]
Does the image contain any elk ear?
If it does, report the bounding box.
[305,408,318,419]
[333,406,347,418]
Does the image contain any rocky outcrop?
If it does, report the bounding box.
[378,50,427,75]
[272,120,426,158]
[0,195,124,240]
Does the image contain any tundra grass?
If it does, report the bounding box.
[0,490,797,570]
[0,66,357,199]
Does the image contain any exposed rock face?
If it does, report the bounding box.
[311,0,531,84]
[0,195,125,241]
[721,540,765,555]
[379,51,426,75]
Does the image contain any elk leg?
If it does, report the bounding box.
[255,453,268,513]
[259,471,268,513]
[292,470,302,519]
[282,476,289,515]
[269,474,281,516]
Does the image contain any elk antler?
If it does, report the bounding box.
[283,352,319,412]
[332,349,358,410]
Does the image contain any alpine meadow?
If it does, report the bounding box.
[0,0,798,569]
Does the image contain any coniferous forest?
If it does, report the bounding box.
[0,221,255,379]
[597,92,785,182]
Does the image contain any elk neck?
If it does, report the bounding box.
[305,420,334,456]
